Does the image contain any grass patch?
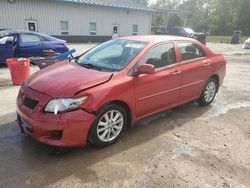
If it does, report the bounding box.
[207,36,249,43]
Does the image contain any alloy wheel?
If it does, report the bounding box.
[96,110,124,142]
[204,81,216,103]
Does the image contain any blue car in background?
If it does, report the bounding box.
[0,30,69,64]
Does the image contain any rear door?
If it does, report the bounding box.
[0,36,14,64]
[18,33,47,57]
[133,42,182,118]
[176,42,212,103]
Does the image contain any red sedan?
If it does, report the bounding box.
[16,36,226,147]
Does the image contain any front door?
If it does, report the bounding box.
[112,25,119,35]
[176,42,212,102]
[134,43,182,118]
[0,36,14,64]
[18,33,45,57]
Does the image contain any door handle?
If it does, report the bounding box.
[203,62,211,67]
[173,70,182,75]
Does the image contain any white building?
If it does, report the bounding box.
[0,0,153,42]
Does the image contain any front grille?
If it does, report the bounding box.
[23,97,38,110]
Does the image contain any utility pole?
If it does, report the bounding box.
[183,14,187,27]
[165,12,169,28]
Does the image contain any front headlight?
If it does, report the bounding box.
[45,96,88,114]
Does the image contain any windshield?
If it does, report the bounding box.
[77,39,148,72]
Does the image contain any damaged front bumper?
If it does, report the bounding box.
[16,85,96,147]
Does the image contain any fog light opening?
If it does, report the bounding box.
[50,130,63,140]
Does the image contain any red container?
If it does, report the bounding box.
[6,58,30,85]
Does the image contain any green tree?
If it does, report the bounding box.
[151,0,184,27]
[150,0,250,35]
[236,0,250,35]
[134,0,149,6]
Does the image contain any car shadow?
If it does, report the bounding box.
[0,102,212,187]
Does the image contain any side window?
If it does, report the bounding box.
[19,34,44,43]
[138,43,176,69]
[178,42,205,61]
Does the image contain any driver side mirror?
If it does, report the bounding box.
[135,64,155,76]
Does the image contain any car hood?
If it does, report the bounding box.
[27,61,113,98]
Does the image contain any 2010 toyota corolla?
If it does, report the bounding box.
[16,36,226,147]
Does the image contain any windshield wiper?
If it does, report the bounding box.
[74,59,113,72]
[80,63,103,71]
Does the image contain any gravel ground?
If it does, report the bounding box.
[0,43,250,188]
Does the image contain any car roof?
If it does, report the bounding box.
[119,35,196,43]
[168,27,184,29]
[0,30,41,36]
[0,30,65,42]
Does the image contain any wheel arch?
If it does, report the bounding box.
[96,100,134,127]
[210,74,219,92]
[87,100,134,145]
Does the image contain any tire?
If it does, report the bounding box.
[198,78,218,106]
[88,104,127,147]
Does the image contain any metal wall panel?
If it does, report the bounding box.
[0,0,152,37]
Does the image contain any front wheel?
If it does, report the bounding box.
[198,78,218,106]
[88,104,127,147]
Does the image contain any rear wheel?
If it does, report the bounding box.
[198,78,218,106]
[88,104,127,147]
